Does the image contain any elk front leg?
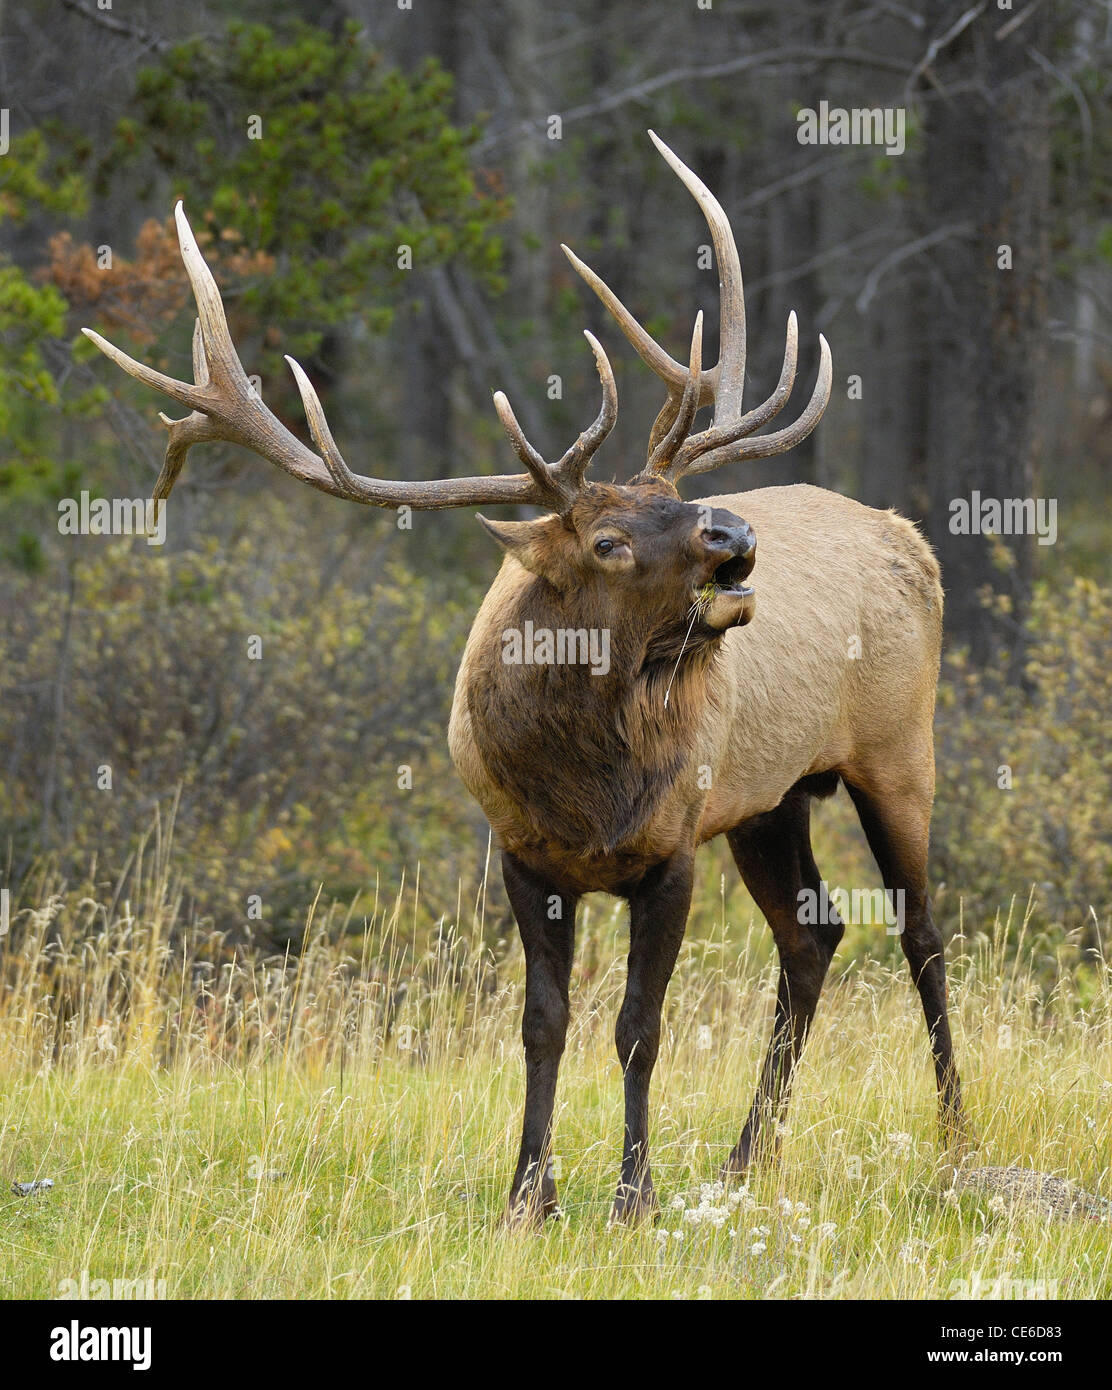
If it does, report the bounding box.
[502,851,578,1227]
[611,852,694,1224]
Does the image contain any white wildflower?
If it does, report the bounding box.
[898,1239,929,1265]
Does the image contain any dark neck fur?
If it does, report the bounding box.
[467,578,717,856]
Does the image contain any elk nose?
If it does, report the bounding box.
[698,521,756,583]
[700,522,755,558]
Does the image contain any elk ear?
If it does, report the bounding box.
[476,514,570,586]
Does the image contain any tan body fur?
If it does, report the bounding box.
[450,483,942,892]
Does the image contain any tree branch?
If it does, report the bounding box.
[905,3,986,99]
[60,0,170,51]
[855,223,974,313]
[477,45,917,155]
[734,155,843,213]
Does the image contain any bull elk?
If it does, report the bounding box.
[85,131,969,1225]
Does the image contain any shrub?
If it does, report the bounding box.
[0,510,482,939]
[932,576,1111,949]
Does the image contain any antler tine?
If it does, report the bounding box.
[646,313,703,476]
[489,330,619,509]
[491,390,563,496]
[556,248,697,463]
[285,355,379,500]
[678,333,832,477]
[661,312,799,481]
[646,130,747,425]
[80,325,203,415]
[734,310,797,437]
[560,243,718,409]
[553,331,618,487]
[191,316,210,388]
[173,202,248,391]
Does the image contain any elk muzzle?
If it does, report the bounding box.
[696,518,756,631]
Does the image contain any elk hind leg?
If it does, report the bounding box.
[843,768,971,1156]
[724,778,844,1177]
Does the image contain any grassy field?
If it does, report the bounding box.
[1,832,1109,1301]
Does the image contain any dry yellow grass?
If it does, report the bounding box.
[0,822,1108,1300]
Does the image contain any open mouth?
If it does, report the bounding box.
[697,550,755,603]
[692,550,757,631]
[708,553,753,593]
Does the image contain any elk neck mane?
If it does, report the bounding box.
[465,570,721,857]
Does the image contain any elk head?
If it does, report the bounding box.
[478,482,757,651]
[82,131,830,656]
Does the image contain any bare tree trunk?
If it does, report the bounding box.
[923,5,1051,665]
[751,3,823,490]
[763,171,821,488]
[396,0,461,480]
[860,281,929,517]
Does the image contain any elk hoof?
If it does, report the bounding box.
[722,1130,779,1182]
[503,1188,560,1231]
[940,1113,978,1165]
[608,1183,659,1227]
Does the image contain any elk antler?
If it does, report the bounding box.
[561,130,832,483]
[83,202,616,515]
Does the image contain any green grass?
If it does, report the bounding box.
[0,839,1109,1300]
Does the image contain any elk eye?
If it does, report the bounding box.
[595,538,615,556]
